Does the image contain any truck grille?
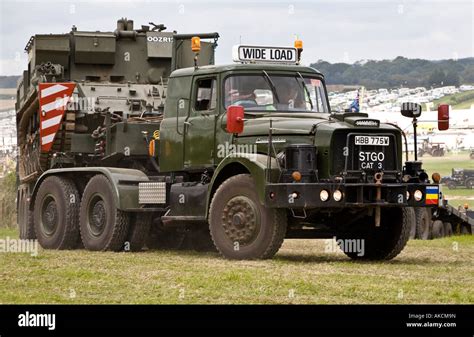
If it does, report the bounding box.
[331,130,399,175]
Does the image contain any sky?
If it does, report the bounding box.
[0,0,473,76]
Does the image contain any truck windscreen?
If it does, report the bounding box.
[224,74,329,113]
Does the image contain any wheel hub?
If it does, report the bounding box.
[88,196,107,236]
[41,196,58,236]
[221,196,260,245]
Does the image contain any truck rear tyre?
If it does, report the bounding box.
[415,208,431,240]
[337,207,413,260]
[33,176,80,249]
[79,175,130,251]
[125,213,152,252]
[209,174,287,260]
[18,190,35,240]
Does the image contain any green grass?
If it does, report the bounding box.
[426,90,474,110]
[0,227,472,304]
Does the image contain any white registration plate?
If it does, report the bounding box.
[354,136,390,146]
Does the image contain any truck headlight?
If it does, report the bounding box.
[320,190,329,202]
[333,190,343,202]
[414,190,423,201]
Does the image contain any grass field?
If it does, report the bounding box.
[430,90,474,110]
[0,227,472,304]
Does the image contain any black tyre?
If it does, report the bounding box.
[431,220,445,238]
[460,224,471,235]
[415,208,431,240]
[408,207,417,239]
[125,213,152,252]
[18,189,36,240]
[79,175,130,251]
[447,181,456,190]
[209,174,287,260]
[443,222,453,237]
[465,179,474,189]
[337,207,413,260]
[33,176,80,249]
[146,220,186,250]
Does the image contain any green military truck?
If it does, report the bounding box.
[16,18,447,260]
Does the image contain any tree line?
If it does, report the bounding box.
[310,57,474,89]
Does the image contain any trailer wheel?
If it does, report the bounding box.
[431,220,445,238]
[125,213,152,252]
[337,207,412,260]
[415,208,431,240]
[209,174,287,260]
[33,176,80,249]
[79,175,130,251]
[460,224,471,235]
[443,222,453,237]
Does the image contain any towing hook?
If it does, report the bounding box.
[374,172,384,227]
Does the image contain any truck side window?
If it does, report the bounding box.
[195,78,217,111]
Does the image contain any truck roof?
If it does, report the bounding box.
[170,63,324,78]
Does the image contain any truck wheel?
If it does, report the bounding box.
[209,174,287,260]
[460,224,471,235]
[79,175,130,251]
[431,220,445,238]
[443,222,453,237]
[337,207,412,260]
[125,213,151,252]
[415,208,431,240]
[146,220,186,250]
[447,181,456,190]
[18,190,36,240]
[33,176,80,249]
[465,179,474,189]
[408,207,417,239]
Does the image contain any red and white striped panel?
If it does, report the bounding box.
[38,83,76,152]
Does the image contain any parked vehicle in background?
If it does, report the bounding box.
[440,168,474,189]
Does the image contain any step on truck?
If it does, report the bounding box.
[16,18,448,260]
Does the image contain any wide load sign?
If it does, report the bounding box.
[232,45,297,63]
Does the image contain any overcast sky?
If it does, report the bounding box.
[0,0,473,76]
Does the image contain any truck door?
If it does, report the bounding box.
[183,76,218,169]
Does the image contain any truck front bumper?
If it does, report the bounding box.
[264,182,439,209]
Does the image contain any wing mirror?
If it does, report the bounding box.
[401,102,422,118]
[437,104,449,131]
[226,105,245,134]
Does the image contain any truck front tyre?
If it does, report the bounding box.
[79,175,130,251]
[209,174,287,260]
[337,207,413,260]
[33,176,80,249]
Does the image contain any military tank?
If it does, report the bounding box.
[15,18,219,243]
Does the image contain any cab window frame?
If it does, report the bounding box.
[192,76,218,114]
